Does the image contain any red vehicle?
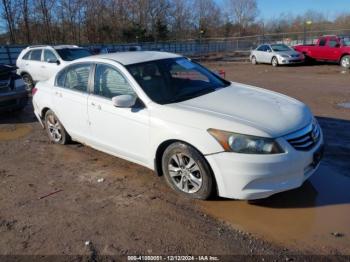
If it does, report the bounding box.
[294,35,350,68]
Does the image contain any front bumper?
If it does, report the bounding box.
[278,57,304,64]
[0,90,28,112]
[205,133,323,200]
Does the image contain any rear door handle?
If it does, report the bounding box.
[55,91,62,97]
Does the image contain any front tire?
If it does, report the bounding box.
[162,142,214,200]
[340,55,350,69]
[271,57,279,67]
[44,110,70,144]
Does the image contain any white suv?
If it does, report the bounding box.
[16,45,92,90]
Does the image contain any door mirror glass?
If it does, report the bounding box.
[112,95,137,108]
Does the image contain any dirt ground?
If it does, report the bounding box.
[0,63,349,260]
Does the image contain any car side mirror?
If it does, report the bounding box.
[47,58,60,65]
[267,49,271,53]
[335,43,340,48]
[112,95,137,108]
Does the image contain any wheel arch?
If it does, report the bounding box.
[339,53,350,62]
[154,139,218,195]
[41,107,51,119]
[20,71,31,77]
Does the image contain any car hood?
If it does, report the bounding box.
[158,83,312,138]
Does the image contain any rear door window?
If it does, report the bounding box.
[30,49,42,61]
[64,64,91,92]
[56,63,91,92]
[257,45,266,51]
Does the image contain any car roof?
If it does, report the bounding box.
[25,45,81,50]
[79,51,182,65]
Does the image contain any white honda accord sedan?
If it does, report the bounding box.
[32,51,324,200]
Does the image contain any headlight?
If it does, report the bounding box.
[281,54,289,58]
[208,129,284,154]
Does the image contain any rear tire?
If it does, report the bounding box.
[21,73,34,91]
[340,55,350,69]
[44,110,70,144]
[251,56,258,65]
[271,57,279,67]
[162,142,214,200]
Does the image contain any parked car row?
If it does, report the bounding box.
[250,35,350,68]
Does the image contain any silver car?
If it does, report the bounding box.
[250,44,305,67]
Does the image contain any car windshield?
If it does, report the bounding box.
[341,37,350,46]
[55,48,92,61]
[126,58,230,104]
[271,44,291,52]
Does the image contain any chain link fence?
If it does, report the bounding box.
[1,29,350,65]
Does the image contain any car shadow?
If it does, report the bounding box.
[211,116,350,209]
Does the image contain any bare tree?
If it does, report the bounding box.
[226,0,258,36]
[1,0,17,43]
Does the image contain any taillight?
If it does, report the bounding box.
[32,87,38,96]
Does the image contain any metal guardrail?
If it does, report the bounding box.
[1,29,349,65]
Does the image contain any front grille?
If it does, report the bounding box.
[285,122,321,151]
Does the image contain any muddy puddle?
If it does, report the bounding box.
[201,163,350,254]
[0,124,33,140]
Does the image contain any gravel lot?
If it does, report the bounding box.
[0,63,349,259]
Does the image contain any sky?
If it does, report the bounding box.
[254,0,349,20]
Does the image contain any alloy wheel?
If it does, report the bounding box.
[46,114,62,143]
[272,57,278,67]
[168,153,203,194]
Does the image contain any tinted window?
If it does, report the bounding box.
[126,58,230,104]
[94,64,135,98]
[328,39,339,47]
[30,49,42,61]
[271,44,291,52]
[257,45,266,51]
[62,64,91,92]
[55,48,92,61]
[319,38,327,46]
[342,37,350,46]
[44,49,58,62]
[22,51,31,60]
